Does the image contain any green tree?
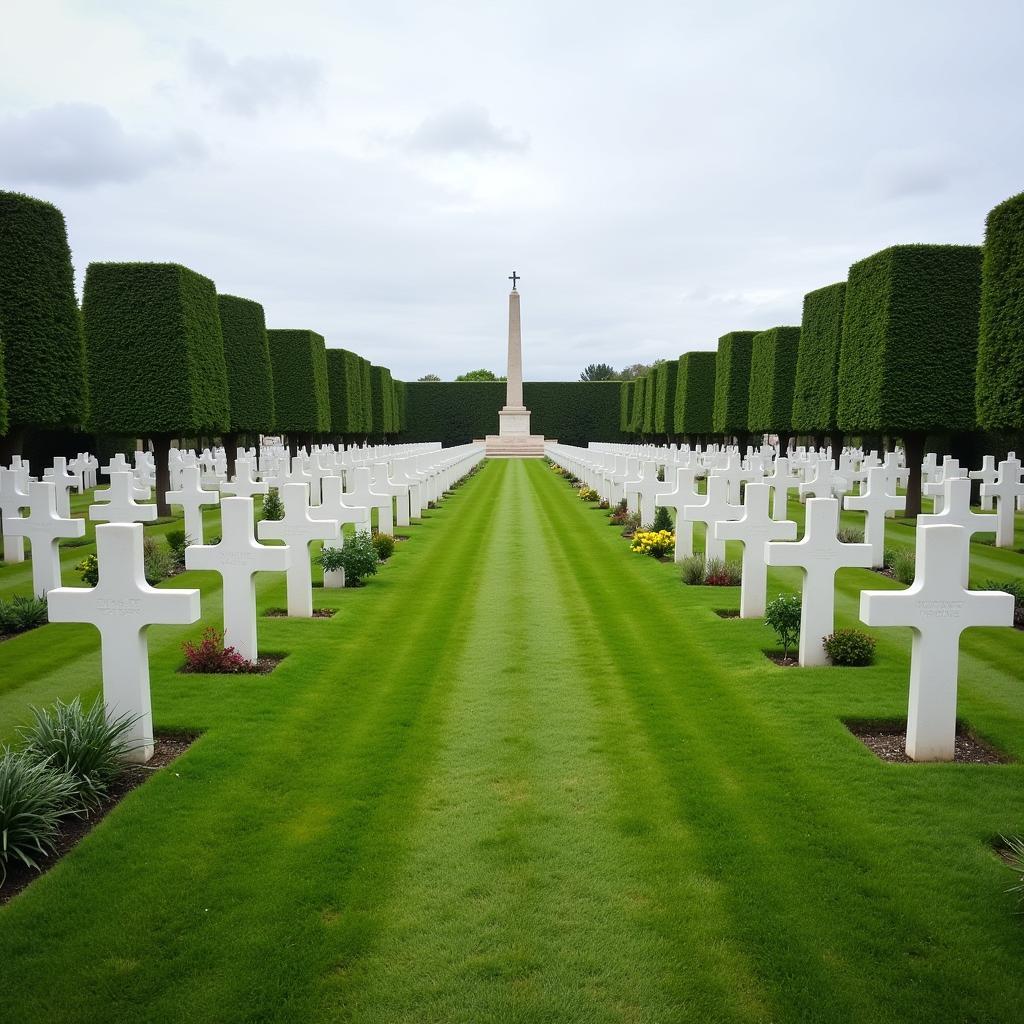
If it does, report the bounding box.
[580,362,617,381]
[417,373,441,381]
[456,368,503,381]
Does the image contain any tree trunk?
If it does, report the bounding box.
[223,431,238,479]
[829,431,844,467]
[151,434,173,517]
[902,431,926,519]
[0,426,26,467]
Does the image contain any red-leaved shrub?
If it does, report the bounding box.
[182,628,259,674]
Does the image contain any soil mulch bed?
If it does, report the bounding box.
[763,649,799,667]
[0,731,198,906]
[844,721,1013,765]
[178,653,286,675]
[715,609,740,619]
[263,608,336,619]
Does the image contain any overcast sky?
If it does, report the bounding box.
[2,1,1022,381]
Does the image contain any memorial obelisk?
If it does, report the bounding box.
[485,272,546,457]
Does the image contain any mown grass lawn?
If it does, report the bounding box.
[1,458,1023,1023]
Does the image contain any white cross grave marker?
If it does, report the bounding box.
[765,497,873,666]
[166,465,219,544]
[2,481,85,596]
[221,458,269,500]
[257,482,339,617]
[0,467,29,564]
[970,456,999,512]
[655,467,701,562]
[185,497,289,660]
[860,523,1013,760]
[683,475,741,562]
[89,470,157,524]
[765,457,801,521]
[715,483,797,618]
[843,466,905,568]
[345,467,395,535]
[313,476,372,531]
[980,456,1023,549]
[47,523,201,763]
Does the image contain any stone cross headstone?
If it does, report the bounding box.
[89,470,157,524]
[2,481,85,596]
[185,497,289,660]
[843,466,905,568]
[371,464,411,528]
[313,476,372,531]
[0,467,29,564]
[257,482,339,617]
[627,461,672,526]
[799,457,836,501]
[344,467,395,535]
[765,457,801,521]
[655,467,701,562]
[166,465,220,544]
[47,523,201,763]
[970,455,999,512]
[980,456,1023,549]
[683,475,741,562]
[860,523,1013,760]
[714,483,797,618]
[42,456,77,519]
[917,476,994,585]
[765,497,873,666]
[221,458,269,500]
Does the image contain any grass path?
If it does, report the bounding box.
[2,460,1023,1023]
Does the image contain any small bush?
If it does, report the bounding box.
[822,628,877,666]
[837,527,864,544]
[21,697,137,807]
[652,505,673,532]
[630,530,675,557]
[620,511,641,538]
[371,532,396,561]
[143,536,174,585]
[76,553,99,587]
[165,529,191,569]
[977,580,1024,627]
[0,595,49,636]
[598,498,610,510]
[704,558,742,586]
[765,593,802,660]
[890,548,916,585]
[608,499,630,525]
[1004,835,1024,906]
[320,531,379,587]
[261,488,284,521]
[182,627,260,674]
[578,485,600,502]
[680,554,707,585]
[0,749,81,883]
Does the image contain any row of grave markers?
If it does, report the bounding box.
[547,441,1019,762]
[1,441,486,764]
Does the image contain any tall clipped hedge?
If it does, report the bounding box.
[619,379,634,433]
[266,329,331,437]
[398,381,624,446]
[792,282,846,439]
[360,358,373,434]
[629,376,647,433]
[370,365,396,437]
[712,331,757,438]
[642,371,656,434]
[217,294,275,435]
[747,326,801,436]
[653,359,679,436]
[977,192,1024,431]
[673,351,716,436]
[837,244,982,515]
[393,379,407,432]
[0,192,86,450]
[325,348,366,435]
[83,261,230,511]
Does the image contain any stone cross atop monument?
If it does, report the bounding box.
[485,274,546,457]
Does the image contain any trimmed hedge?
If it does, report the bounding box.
[837,245,982,433]
[266,329,331,435]
[643,371,657,433]
[83,262,229,436]
[217,294,275,433]
[977,192,1024,431]
[393,379,407,432]
[370,365,396,436]
[325,348,366,435]
[747,326,801,434]
[619,379,634,432]
[360,358,373,434]
[0,192,86,437]
[673,351,716,436]
[629,375,647,433]
[792,282,846,434]
[653,359,679,435]
[398,381,624,446]
[712,331,757,436]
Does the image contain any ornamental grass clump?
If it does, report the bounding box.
[889,548,916,585]
[0,595,49,636]
[1004,835,1024,906]
[977,580,1024,627]
[630,530,674,558]
[21,697,137,808]
[822,628,877,667]
[764,593,802,661]
[704,558,742,586]
[0,748,81,883]
[680,554,707,585]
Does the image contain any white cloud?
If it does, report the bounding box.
[406,104,528,156]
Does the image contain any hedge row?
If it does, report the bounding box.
[397,381,625,446]
[674,351,716,435]
[217,294,276,434]
[747,326,801,435]
[712,331,757,436]
[792,282,845,434]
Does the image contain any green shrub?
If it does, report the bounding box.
[0,594,48,635]
[976,579,1024,626]
[261,489,284,521]
[578,486,600,502]
[764,593,802,660]
[977,193,1024,432]
[0,748,81,882]
[792,281,846,435]
[620,511,641,538]
[21,697,137,807]
[822,629,877,666]
[371,532,396,561]
[0,192,87,441]
[76,553,99,587]
[320,532,378,586]
[837,527,865,544]
[890,548,916,585]
[266,329,331,435]
[165,529,191,569]
[704,558,742,586]
[680,554,707,585]
[217,294,275,434]
[143,537,173,585]
[674,351,717,436]
[653,505,673,532]
[747,326,801,435]
[713,331,758,437]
